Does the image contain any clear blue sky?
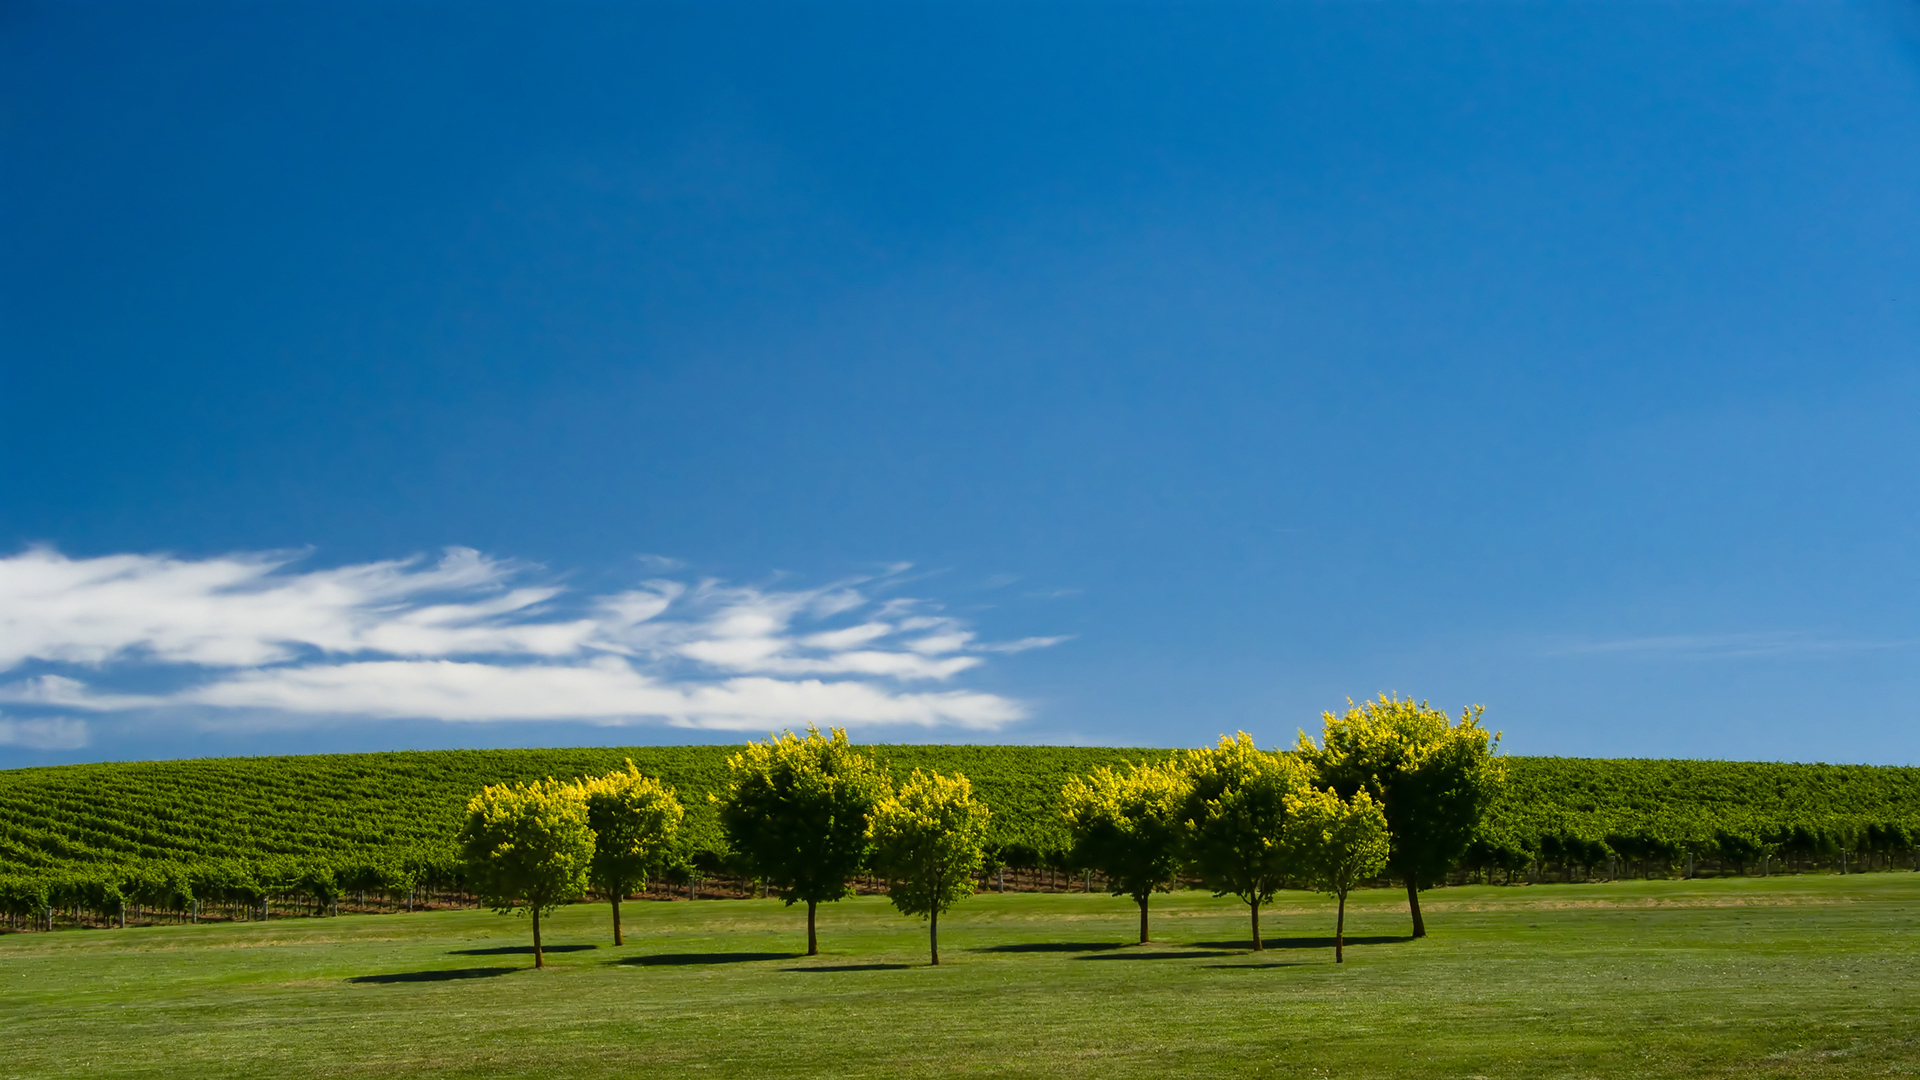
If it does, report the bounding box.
[3,1,1918,767]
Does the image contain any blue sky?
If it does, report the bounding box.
[3,1,1919,767]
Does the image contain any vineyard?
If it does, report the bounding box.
[2,745,1917,928]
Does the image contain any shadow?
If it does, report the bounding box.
[972,941,1127,954]
[1192,935,1413,951]
[1202,961,1312,970]
[619,951,803,967]
[451,944,598,956]
[349,967,516,984]
[1076,949,1235,961]
[782,963,913,972]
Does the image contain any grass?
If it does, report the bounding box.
[3,874,1917,1079]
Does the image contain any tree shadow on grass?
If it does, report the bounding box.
[1202,961,1314,970]
[350,967,517,984]
[451,944,598,956]
[1192,935,1413,951]
[972,942,1128,954]
[617,951,803,967]
[1075,949,1237,961]
[781,963,913,973]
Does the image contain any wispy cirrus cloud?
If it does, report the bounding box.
[0,547,1063,733]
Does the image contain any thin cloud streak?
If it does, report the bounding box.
[0,547,1061,733]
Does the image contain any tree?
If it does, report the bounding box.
[579,761,684,946]
[1298,695,1503,938]
[717,726,890,955]
[457,778,595,968]
[1285,787,1389,963]
[869,770,991,965]
[1061,760,1191,944]
[1178,732,1313,951]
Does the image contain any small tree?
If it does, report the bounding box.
[1178,732,1312,951]
[579,761,684,945]
[717,726,890,955]
[1285,787,1389,963]
[869,770,991,965]
[457,778,595,968]
[1298,695,1503,938]
[1061,760,1190,944]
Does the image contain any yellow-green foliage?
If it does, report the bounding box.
[1286,787,1390,899]
[578,761,683,897]
[717,726,891,907]
[1060,761,1190,903]
[869,770,992,921]
[1299,695,1504,888]
[457,778,595,917]
[1179,732,1314,940]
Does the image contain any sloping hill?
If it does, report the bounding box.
[1,746,1915,881]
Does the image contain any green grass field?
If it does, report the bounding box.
[3,875,1916,1079]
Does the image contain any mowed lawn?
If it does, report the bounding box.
[3,875,1917,1079]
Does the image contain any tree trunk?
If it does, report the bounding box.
[1405,877,1426,938]
[532,905,544,969]
[1335,890,1347,964]
[611,894,624,946]
[807,899,818,956]
[930,907,940,966]
[1138,894,1150,944]
[1250,900,1262,951]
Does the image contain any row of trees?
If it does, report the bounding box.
[1062,696,1499,959]
[458,696,1501,967]
[459,733,997,967]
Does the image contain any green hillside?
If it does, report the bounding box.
[1,746,1916,884]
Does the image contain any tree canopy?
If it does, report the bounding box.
[869,769,992,965]
[1286,786,1390,962]
[1178,732,1313,950]
[717,726,891,955]
[580,762,684,946]
[1061,760,1191,943]
[457,777,595,967]
[1298,695,1503,937]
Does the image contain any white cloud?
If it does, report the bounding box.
[0,547,1064,734]
[0,715,90,750]
[0,545,577,668]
